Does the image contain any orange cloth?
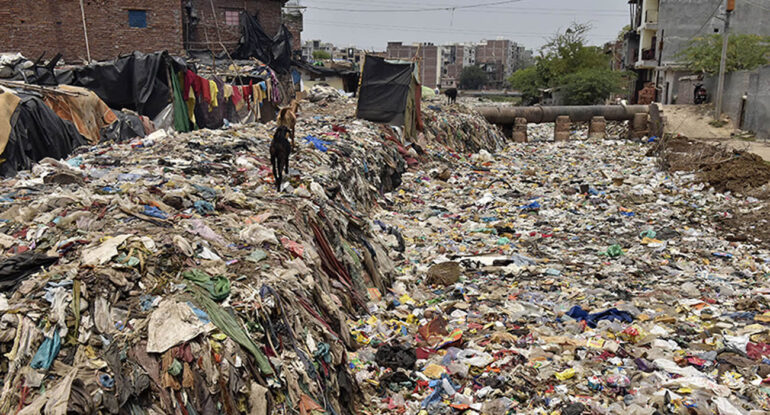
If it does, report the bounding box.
[42,85,117,144]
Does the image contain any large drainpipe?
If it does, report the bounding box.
[477,105,651,124]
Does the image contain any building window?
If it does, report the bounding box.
[128,10,147,28]
[225,10,240,26]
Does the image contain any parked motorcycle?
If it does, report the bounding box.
[694,83,708,104]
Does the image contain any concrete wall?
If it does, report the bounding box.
[659,0,770,66]
[705,66,770,139]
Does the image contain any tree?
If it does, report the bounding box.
[677,34,770,75]
[561,69,626,105]
[509,66,542,104]
[312,50,331,60]
[507,22,630,105]
[459,65,487,89]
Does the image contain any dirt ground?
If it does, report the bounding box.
[707,139,770,162]
[662,104,735,139]
[662,104,770,162]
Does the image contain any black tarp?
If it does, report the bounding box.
[57,51,186,119]
[0,94,89,177]
[356,56,414,125]
[0,252,59,293]
[231,12,293,74]
[100,110,146,143]
[271,25,294,74]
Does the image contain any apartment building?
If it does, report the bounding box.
[626,0,770,104]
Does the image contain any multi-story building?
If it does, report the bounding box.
[385,42,441,88]
[511,43,533,72]
[0,0,302,62]
[387,39,532,89]
[440,43,475,88]
[302,39,337,61]
[625,0,770,104]
[475,39,515,88]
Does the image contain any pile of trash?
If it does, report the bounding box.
[421,104,507,154]
[0,101,504,414]
[350,134,770,413]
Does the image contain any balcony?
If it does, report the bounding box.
[640,9,658,30]
[635,48,657,68]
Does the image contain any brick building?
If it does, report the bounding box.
[0,0,301,63]
[474,39,514,88]
[440,44,475,88]
[385,42,440,88]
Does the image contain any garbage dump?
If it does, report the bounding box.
[2,94,770,414]
[353,128,770,413]
[0,100,505,414]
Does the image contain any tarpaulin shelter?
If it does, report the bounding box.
[41,85,117,143]
[231,12,293,75]
[56,51,187,120]
[356,55,421,138]
[0,87,88,177]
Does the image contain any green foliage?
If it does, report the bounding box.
[677,34,770,75]
[312,50,331,60]
[459,65,488,89]
[507,22,628,104]
[617,25,631,42]
[561,69,626,105]
[509,66,543,104]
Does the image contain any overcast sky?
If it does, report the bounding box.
[297,0,631,52]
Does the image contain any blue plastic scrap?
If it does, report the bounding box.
[421,374,461,408]
[194,200,215,215]
[566,305,634,328]
[142,205,168,219]
[303,135,333,152]
[99,374,115,389]
[519,201,541,210]
[30,330,62,370]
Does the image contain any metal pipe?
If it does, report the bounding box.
[476,105,651,124]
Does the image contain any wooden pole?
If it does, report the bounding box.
[79,0,92,62]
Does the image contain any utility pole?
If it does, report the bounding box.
[714,0,734,120]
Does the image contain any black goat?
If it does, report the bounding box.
[270,126,292,191]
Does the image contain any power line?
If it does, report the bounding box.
[306,0,627,15]
[303,18,615,39]
[685,0,724,43]
[304,0,525,13]
[743,0,770,12]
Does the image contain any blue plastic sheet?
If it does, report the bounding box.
[303,135,333,152]
[142,205,168,219]
[566,306,634,328]
[30,330,61,370]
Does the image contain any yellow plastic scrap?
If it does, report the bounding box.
[399,293,415,304]
[423,363,447,379]
[586,337,605,348]
[554,368,576,380]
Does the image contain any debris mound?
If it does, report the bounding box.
[0,101,505,414]
[650,134,770,194]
